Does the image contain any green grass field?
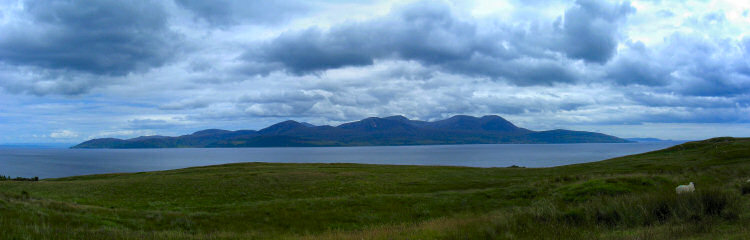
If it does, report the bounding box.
[2,137,750,239]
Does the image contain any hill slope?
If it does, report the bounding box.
[2,137,749,239]
[73,115,629,148]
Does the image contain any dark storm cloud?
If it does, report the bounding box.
[175,0,310,26]
[243,0,632,85]
[443,57,580,86]
[248,1,483,74]
[255,28,376,74]
[0,0,179,76]
[244,0,511,79]
[554,0,635,63]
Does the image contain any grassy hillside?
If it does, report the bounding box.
[2,137,750,239]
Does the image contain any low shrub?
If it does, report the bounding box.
[0,176,39,181]
[741,181,750,195]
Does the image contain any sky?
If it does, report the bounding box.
[1,0,749,144]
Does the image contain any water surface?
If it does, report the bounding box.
[0,142,683,179]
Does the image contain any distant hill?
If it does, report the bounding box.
[72,115,631,148]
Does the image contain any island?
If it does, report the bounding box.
[72,115,630,148]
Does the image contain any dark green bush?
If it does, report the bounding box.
[559,208,585,225]
[0,176,38,181]
[741,181,750,195]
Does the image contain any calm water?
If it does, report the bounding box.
[0,142,683,179]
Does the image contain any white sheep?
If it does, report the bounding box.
[675,182,695,194]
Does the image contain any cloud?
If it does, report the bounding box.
[625,91,746,109]
[237,90,327,117]
[126,119,183,130]
[605,42,673,86]
[625,33,750,97]
[254,28,376,74]
[242,0,633,86]
[159,99,212,110]
[49,130,78,139]
[175,0,310,26]
[178,63,609,125]
[0,65,116,95]
[87,130,156,140]
[554,0,635,63]
[244,0,485,75]
[0,0,180,76]
[668,39,750,97]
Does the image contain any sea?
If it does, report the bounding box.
[0,142,684,179]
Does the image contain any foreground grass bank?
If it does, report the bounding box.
[1,137,750,239]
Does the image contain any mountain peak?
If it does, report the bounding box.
[299,122,316,127]
[430,115,480,129]
[258,120,308,135]
[447,115,477,120]
[279,120,302,125]
[478,115,524,132]
[337,117,417,132]
[383,115,410,122]
[480,115,504,120]
[429,115,525,132]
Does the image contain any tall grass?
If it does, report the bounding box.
[299,187,747,240]
[443,187,745,239]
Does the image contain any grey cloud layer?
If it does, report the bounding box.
[605,32,750,99]
[244,0,633,86]
[0,0,182,96]
[0,0,749,142]
[556,0,634,63]
[0,0,179,75]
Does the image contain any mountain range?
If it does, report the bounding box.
[72,115,631,148]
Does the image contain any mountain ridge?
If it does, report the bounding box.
[72,115,631,148]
